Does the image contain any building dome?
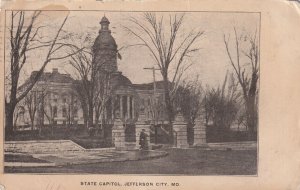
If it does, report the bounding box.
[111,72,132,87]
[92,16,117,51]
[92,33,117,51]
[92,16,118,73]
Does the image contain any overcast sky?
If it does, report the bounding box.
[5,11,260,88]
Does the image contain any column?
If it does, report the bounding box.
[119,95,123,119]
[112,117,125,150]
[132,97,135,119]
[135,114,151,150]
[173,112,189,148]
[57,105,62,124]
[193,117,206,146]
[127,96,130,119]
[111,99,114,121]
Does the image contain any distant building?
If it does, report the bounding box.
[14,16,167,130]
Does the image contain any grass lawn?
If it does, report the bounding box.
[5,148,257,175]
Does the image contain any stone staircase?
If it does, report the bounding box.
[5,140,85,154]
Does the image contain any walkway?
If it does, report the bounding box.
[4,140,168,167]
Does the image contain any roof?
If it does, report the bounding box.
[111,72,132,87]
[132,81,167,90]
[29,70,74,83]
[17,70,74,92]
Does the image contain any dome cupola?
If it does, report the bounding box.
[100,16,110,31]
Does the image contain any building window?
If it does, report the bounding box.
[53,106,57,125]
[73,108,78,118]
[17,106,25,124]
[62,107,67,117]
[140,99,145,113]
[53,106,57,117]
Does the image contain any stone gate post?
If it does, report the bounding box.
[193,117,206,146]
[173,112,189,148]
[112,118,125,150]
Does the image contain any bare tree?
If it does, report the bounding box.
[94,73,114,134]
[203,73,241,129]
[69,43,116,130]
[174,75,204,124]
[69,48,94,128]
[43,93,57,136]
[72,80,89,126]
[124,12,204,123]
[223,28,259,133]
[23,88,47,131]
[61,91,79,126]
[5,11,82,138]
[147,93,165,125]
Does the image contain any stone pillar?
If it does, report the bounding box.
[135,114,151,149]
[112,118,125,150]
[193,117,206,146]
[173,112,189,148]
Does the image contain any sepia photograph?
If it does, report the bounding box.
[3,10,259,175]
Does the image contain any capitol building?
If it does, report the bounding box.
[15,16,167,130]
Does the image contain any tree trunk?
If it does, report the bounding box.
[81,103,88,128]
[5,102,15,140]
[88,100,94,128]
[162,76,175,144]
[30,113,35,131]
[39,124,42,136]
[246,73,258,134]
[31,121,34,131]
[162,78,174,124]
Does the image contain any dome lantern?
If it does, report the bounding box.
[100,15,110,32]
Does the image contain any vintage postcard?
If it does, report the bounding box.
[0,0,300,190]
